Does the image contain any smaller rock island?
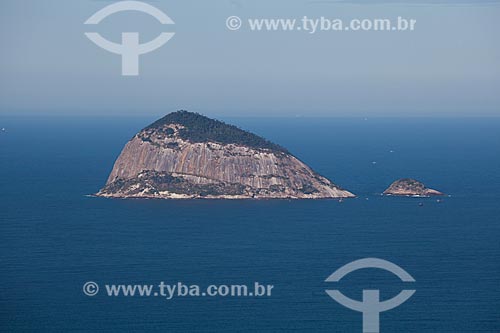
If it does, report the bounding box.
[383,178,444,197]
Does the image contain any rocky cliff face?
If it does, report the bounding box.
[383,178,444,197]
[97,111,354,199]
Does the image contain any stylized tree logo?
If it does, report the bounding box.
[84,1,175,76]
[325,258,415,333]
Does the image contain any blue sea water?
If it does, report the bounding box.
[0,116,499,332]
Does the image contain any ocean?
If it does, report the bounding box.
[1,116,499,332]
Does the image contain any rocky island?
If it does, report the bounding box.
[383,178,444,197]
[96,111,355,199]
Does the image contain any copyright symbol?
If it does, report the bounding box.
[226,16,242,31]
[83,281,99,296]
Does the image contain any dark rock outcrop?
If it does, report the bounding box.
[383,178,444,197]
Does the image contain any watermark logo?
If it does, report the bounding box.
[83,281,99,296]
[325,258,415,333]
[84,1,175,76]
[226,16,243,31]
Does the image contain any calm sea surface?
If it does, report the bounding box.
[1,117,499,332]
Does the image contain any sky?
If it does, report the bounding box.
[0,0,499,117]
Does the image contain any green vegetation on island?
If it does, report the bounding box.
[143,110,289,153]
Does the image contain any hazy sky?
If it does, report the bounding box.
[0,0,499,117]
